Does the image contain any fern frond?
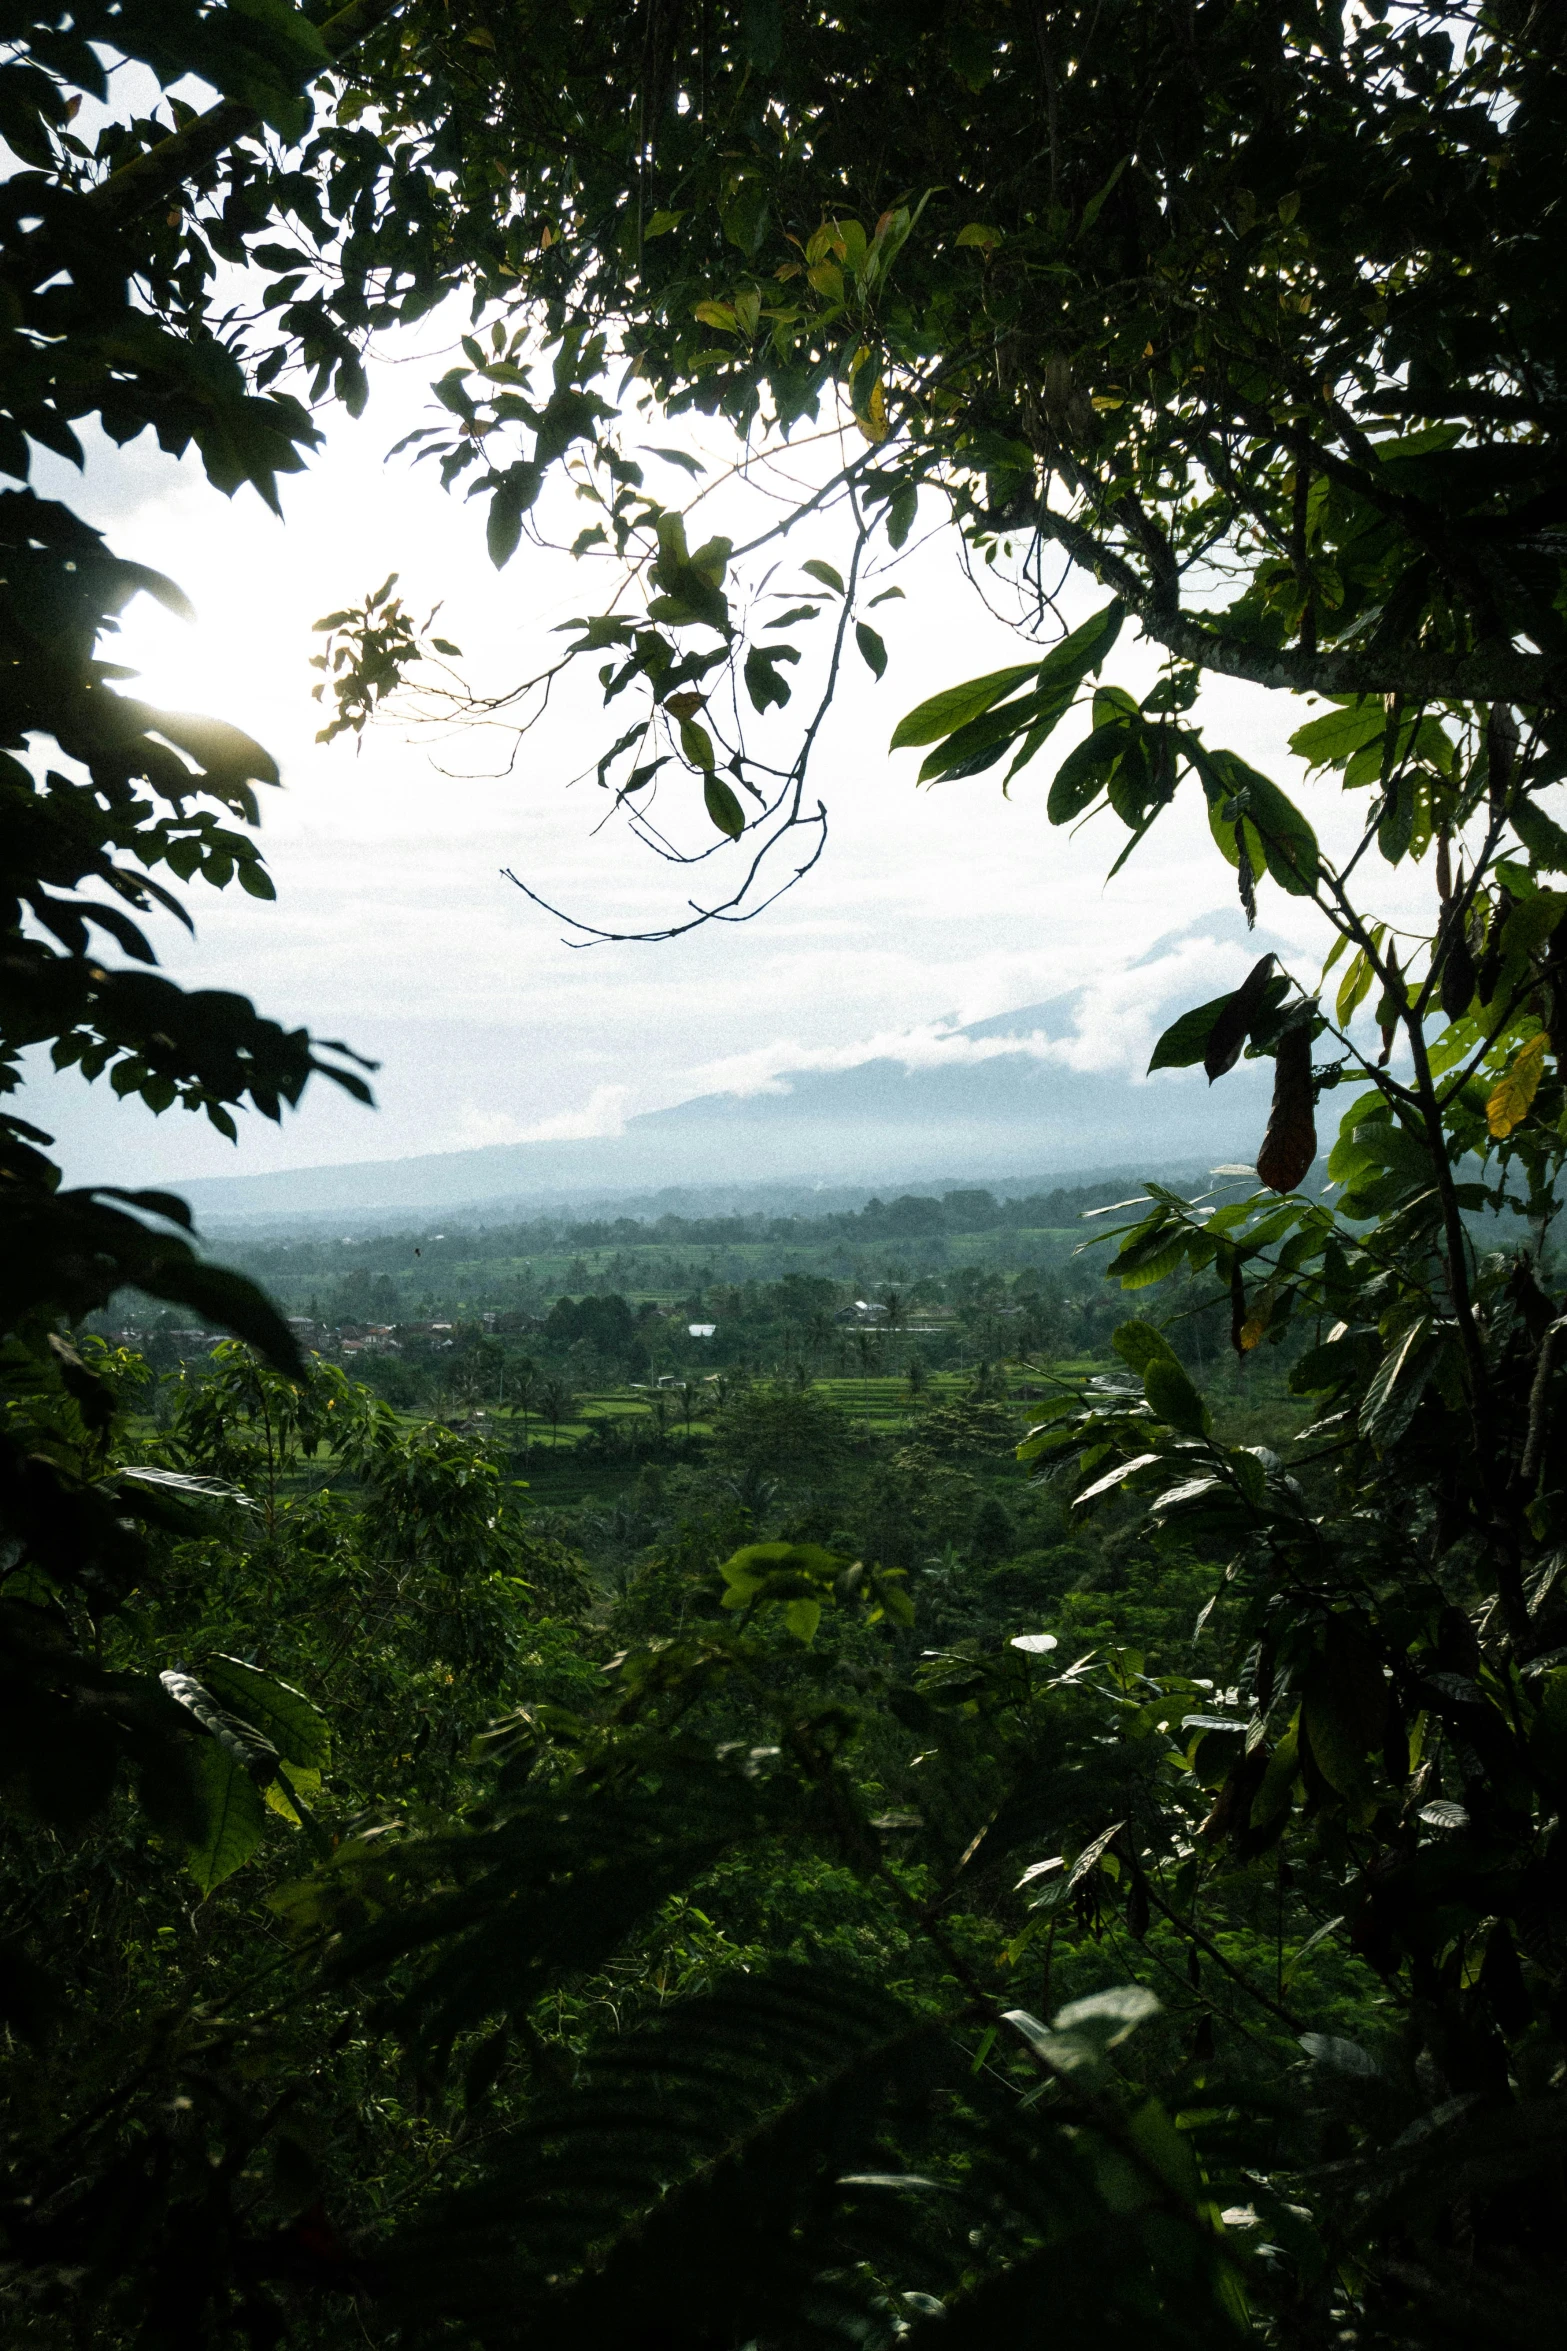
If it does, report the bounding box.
[378,1965,956,2346]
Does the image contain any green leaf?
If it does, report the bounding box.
[185,1739,267,1896]
[1075,1452,1163,1504]
[744,643,799,713]
[1077,155,1129,238]
[784,1598,821,1643]
[1045,726,1122,824]
[1205,751,1319,894]
[723,180,770,256]
[197,1656,329,1771]
[1358,1317,1437,1446]
[679,716,717,771]
[1004,1980,1158,2077]
[854,622,887,679]
[1110,1319,1182,1376]
[800,559,845,594]
[1321,1618,1389,1754]
[703,775,745,837]
[886,484,917,548]
[1512,797,1567,872]
[1147,993,1231,1074]
[1337,947,1374,1026]
[1288,698,1385,771]
[1250,1724,1300,1826]
[1203,955,1282,1082]
[890,663,1039,751]
[1015,1397,1083,1459]
[1144,1357,1210,1437]
[487,483,523,568]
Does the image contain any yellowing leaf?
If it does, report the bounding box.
[1486,1031,1550,1139]
[857,378,889,442]
[693,299,737,332]
[954,223,1003,251]
[265,1766,322,1827]
[1336,947,1372,1028]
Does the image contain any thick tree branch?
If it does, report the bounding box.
[1033,502,1566,705]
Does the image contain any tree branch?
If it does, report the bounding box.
[1033,502,1566,705]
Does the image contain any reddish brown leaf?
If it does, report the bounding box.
[1256,1023,1317,1193]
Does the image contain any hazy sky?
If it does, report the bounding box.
[28,316,1430,1192]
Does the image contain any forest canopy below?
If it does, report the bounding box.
[4,6,1567,2349]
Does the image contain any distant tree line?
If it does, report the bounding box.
[220,1181,1151,1281]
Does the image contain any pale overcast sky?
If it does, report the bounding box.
[27,318,1431,1192]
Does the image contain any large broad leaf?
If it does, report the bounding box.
[1004,1981,1159,2078]
[144,1258,304,1375]
[1358,1317,1439,1446]
[1110,1318,1182,1375]
[1246,771,1321,895]
[1143,1356,1210,1437]
[1197,750,1320,895]
[1288,698,1386,771]
[198,1655,330,1771]
[185,1739,267,1896]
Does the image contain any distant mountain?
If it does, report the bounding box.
[176,911,1285,1230]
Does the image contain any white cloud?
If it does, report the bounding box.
[512,1085,631,1142]
[24,319,1407,1192]
[668,913,1319,1106]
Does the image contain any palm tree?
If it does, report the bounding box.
[509,1358,541,1448]
[538,1378,576,1447]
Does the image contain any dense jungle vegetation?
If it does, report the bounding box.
[5,6,1567,2349]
